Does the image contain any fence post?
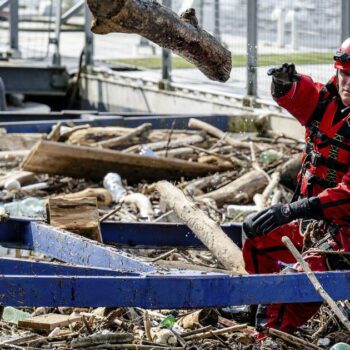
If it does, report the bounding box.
[341,0,350,41]
[9,0,19,56]
[84,2,94,66]
[160,0,172,89]
[214,0,221,42]
[247,0,258,97]
[52,0,62,65]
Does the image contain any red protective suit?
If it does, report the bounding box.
[243,74,350,334]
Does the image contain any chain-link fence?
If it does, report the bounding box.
[0,0,348,98]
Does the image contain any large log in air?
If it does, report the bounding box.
[86,0,232,82]
[156,181,247,274]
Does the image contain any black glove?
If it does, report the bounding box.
[267,63,300,84]
[243,197,322,240]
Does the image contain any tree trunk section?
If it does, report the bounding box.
[198,170,269,206]
[86,0,232,82]
[47,197,102,242]
[156,181,247,274]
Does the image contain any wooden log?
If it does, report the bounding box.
[86,0,232,82]
[188,118,250,149]
[0,170,36,188]
[21,141,231,183]
[277,153,302,190]
[179,310,218,329]
[94,123,152,149]
[18,314,83,332]
[156,147,195,158]
[197,170,269,206]
[47,197,102,242]
[156,181,247,274]
[0,129,42,151]
[57,188,113,206]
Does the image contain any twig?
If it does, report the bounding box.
[91,345,184,350]
[82,315,93,335]
[249,141,270,182]
[151,248,178,263]
[143,310,152,341]
[183,324,247,341]
[99,204,123,223]
[258,325,321,350]
[282,236,350,332]
[152,210,174,223]
[181,325,213,337]
[188,144,244,167]
[165,121,176,158]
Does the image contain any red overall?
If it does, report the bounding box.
[243,74,350,334]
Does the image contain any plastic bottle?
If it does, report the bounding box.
[259,149,283,164]
[3,197,45,217]
[2,306,31,324]
[139,146,158,157]
[331,343,350,350]
[103,173,126,203]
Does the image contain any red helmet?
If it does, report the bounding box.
[334,38,350,71]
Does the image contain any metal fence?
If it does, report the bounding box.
[0,0,349,98]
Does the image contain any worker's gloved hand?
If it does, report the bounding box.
[243,197,322,239]
[267,63,300,84]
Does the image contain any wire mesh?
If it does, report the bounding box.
[256,0,341,93]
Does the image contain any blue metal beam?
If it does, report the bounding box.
[30,222,155,273]
[0,218,242,249]
[0,257,138,276]
[0,114,229,134]
[0,271,349,308]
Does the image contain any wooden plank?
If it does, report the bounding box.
[21,140,232,182]
[18,313,82,331]
[47,197,102,242]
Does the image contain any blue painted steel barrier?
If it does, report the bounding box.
[0,113,230,133]
[0,218,242,249]
[1,271,350,308]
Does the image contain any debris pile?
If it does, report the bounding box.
[0,117,303,224]
[0,117,348,349]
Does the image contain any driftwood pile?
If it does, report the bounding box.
[0,117,303,224]
[1,118,348,349]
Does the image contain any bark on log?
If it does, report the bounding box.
[86,0,232,82]
[188,118,250,149]
[21,141,231,183]
[156,181,246,274]
[197,170,269,206]
[47,197,102,242]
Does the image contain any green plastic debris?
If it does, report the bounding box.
[331,343,350,350]
[160,310,178,329]
[259,149,283,164]
[2,307,31,324]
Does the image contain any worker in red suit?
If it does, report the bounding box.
[243,37,350,334]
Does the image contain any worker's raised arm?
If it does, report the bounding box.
[268,63,324,126]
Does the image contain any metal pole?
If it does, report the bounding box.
[61,0,84,24]
[84,2,94,66]
[52,0,62,65]
[247,0,258,97]
[161,0,172,83]
[9,0,19,54]
[199,0,204,27]
[341,0,350,41]
[214,0,221,42]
